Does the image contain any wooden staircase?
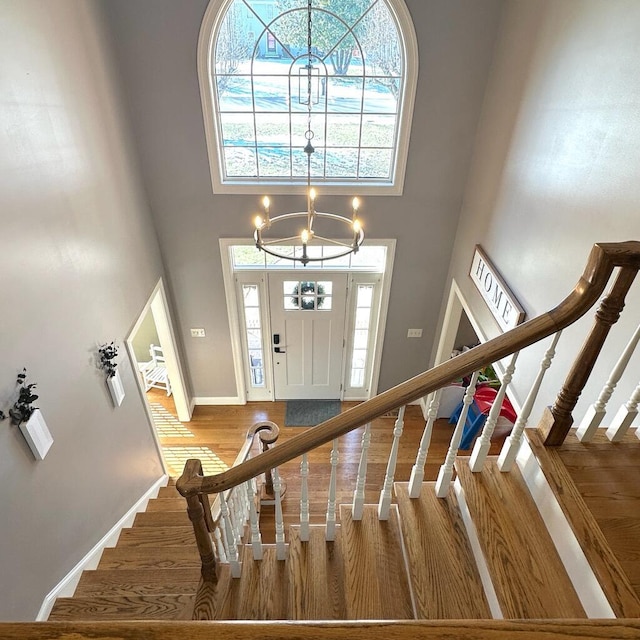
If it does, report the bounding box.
[48,451,604,622]
[49,482,200,621]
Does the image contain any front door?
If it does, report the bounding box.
[268,273,347,400]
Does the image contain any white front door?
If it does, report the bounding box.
[268,273,348,400]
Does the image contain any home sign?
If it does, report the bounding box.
[469,246,525,332]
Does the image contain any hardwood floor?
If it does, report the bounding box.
[147,389,509,542]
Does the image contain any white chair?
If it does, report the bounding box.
[141,344,172,396]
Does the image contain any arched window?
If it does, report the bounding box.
[199,0,417,195]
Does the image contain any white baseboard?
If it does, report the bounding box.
[194,396,245,405]
[516,439,615,618]
[37,474,169,621]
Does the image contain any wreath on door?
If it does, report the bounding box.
[291,281,326,310]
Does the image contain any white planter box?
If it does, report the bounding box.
[19,409,53,460]
[107,369,125,407]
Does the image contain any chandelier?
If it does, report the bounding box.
[252,0,365,267]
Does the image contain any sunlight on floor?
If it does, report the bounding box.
[163,446,230,477]
[150,403,195,438]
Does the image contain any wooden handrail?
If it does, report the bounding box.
[177,241,640,498]
[3,620,640,639]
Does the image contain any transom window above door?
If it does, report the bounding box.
[199,0,418,195]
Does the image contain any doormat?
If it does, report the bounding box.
[285,400,342,427]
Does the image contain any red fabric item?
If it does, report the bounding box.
[473,386,517,423]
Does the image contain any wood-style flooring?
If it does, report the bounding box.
[147,389,510,542]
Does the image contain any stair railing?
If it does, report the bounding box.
[178,241,640,585]
[182,420,279,581]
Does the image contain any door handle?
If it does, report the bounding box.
[274,346,286,354]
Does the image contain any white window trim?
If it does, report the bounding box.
[198,0,418,196]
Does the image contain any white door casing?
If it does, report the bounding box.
[268,273,348,400]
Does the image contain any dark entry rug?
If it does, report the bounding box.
[284,400,342,427]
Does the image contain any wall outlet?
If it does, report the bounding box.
[407,328,423,338]
[190,328,206,338]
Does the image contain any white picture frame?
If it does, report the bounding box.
[106,369,125,407]
[19,409,53,460]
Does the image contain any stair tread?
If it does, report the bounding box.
[287,525,346,620]
[455,458,586,619]
[157,486,181,499]
[145,498,187,512]
[194,545,288,620]
[340,504,414,620]
[117,526,196,547]
[75,569,201,596]
[133,511,191,527]
[527,430,640,617]
[394,482,492,619]
[98,547,200,570]
[48,594,195,621]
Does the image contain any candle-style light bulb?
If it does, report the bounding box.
[254,215,263,229]
[309,188,316,203]
[301,229,310,245]
[352,219,361,233]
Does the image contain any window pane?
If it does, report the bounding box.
[216,76,252,111]
[326,115,361,147]
[350,368,365,388]
[357,284,374,307]
[360,115,395,147]
[325,148,358,178]
[358,148,392,179]
[318,281,333,295]
[354,329,369,349]
[355,307,371,330]
[242,284,260,306]
[244,306,261,328]
[247,329,262,349]
[225,147,257,177]
[234,247,264,267]
[352,349,367,369]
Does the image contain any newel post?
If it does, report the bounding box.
[186,494,218,581]
[540,266,638,445]
[179,459,218,582]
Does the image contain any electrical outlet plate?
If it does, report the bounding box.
[190,328,206,338]
[407,328,423,338]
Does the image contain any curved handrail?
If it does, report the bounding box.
[177,241,640,498]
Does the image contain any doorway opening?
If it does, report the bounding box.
[126,280,192,463]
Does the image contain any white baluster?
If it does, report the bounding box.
[408,389,442,498]
[606,380,640,442]
[220,494,241,577]
[214,525,227,563]
[435,371,480,498]
[300,453,310,541]
[577,324,640,442]
[273,467,286,560]
[352,423,372,520]
[325,439,339,541]
[498,332,562,472]
[378,406,406,520]
[470,353,519,472]
[246,478,263,560]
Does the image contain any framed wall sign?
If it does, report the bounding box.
[469,246,525,332]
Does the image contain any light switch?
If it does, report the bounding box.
[190,328,206,338]
[407,328,423,338]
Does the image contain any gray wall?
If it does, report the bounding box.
[439,0,640,421]
[0,0,165,620]
[102,0,504,397]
